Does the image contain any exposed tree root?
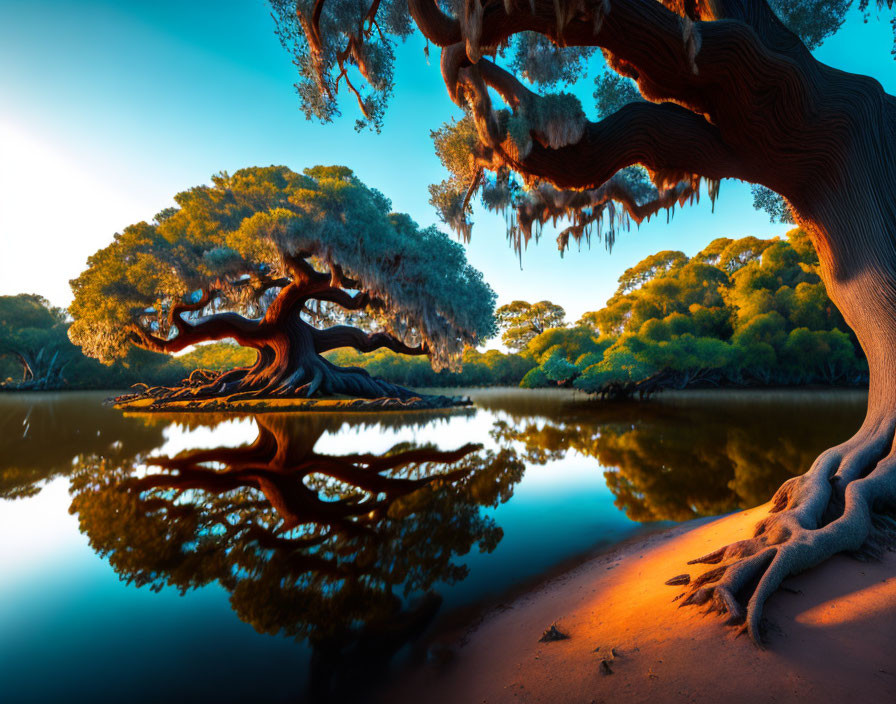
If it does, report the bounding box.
[673,421,896,643]
[111,356,468,412]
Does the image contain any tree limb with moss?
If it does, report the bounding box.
[269,0,896,642]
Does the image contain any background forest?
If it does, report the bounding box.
[1,228,865,394]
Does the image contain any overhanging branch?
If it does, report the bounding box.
[456,55,747,190]
[313,325,427,355]
[129,311,262,354]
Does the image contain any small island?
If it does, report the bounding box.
[67,165,496,411]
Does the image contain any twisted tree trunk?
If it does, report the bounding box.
[681,153,896,640]
[403,0,896,640]
[15,351,34,382]
[660,8,896,640]
[218,311,422,401]
[121,278,430,405]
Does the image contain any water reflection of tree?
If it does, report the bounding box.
[493,396,864,522]
[69,413,523,701]
[0,393,164,500]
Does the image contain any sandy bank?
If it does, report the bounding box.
[388,504,896,704]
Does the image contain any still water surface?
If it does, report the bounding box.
[0,388,866,702]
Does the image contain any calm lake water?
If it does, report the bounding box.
[0,388,867,703]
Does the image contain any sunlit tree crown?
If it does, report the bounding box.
[69,165,496,371]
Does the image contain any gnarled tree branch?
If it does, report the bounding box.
[455,54,747,189]
[129,311,262,354]
[313,324,427,355]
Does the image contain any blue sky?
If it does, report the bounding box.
[2,0,895,325]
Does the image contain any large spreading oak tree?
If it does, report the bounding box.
[269,0,896,640]
[69,165,496,404]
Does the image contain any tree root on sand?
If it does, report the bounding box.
[671,422,896,643]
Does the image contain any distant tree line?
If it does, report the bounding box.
[1,229,867,394]
[0,294,255,391]
[329,228,867,395]
[0,293,525,391]
[521,228,866,396]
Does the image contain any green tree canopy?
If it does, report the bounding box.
[69,166,497,403]
[0,294,70,387]
[524,229,866,394]
[495,299,566,351]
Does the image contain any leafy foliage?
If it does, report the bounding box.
[495,300,566,351]
[751,185,795,224]
[521,229,867,394]
[269,0,414,131]
[769,0,852,49]
[428,116,481,237]
[593,70,643,120]
[69,165,497,372]
[327,346,536,387]
[0,294,288,391]
[0,294,191,390]
[0,294,70,387]
[174,342,257,371]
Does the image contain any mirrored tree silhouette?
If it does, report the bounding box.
[69,412,523,701]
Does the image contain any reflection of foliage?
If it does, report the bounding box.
[69,415,524,648]
[493,396,864,522]
[0,393,164,500]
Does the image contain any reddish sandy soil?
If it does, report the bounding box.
[387,504,896,704]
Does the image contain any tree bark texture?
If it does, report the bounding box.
[406,0,896,641]
[122,275,429,405]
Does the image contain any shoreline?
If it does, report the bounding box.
[387,504,896,704]
[0,384,870,396]
[112,394,469,413]
[418,519,686,653]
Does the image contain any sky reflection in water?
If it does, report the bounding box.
[0,389,866,702]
